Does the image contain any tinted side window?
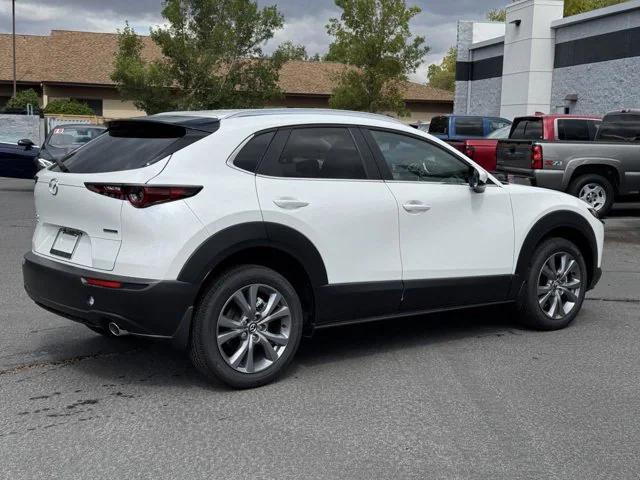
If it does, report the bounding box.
[454,117,484,136]
[557,119,590,141]
[428,116,448,135]
[369,130,470,183]
[259,127,367,180]
[233,131,275,172]
[597,115,640,142]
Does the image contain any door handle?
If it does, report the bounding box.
[273,197,310,210]
[402,201,431,213]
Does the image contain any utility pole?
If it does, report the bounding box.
[12,0,17,97]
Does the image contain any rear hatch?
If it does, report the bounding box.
[33,116,217,271]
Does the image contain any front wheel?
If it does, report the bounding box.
[517,238,587,330]
[189,265,303,389]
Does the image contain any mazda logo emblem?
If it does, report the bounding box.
[48,178,59,196]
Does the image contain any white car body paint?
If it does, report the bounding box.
[31,109,604,286]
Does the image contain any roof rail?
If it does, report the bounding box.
[224,108,405,124]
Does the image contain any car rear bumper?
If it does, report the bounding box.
[495,167,564,191]
[22,252,197,345]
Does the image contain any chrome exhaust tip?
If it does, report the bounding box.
[108,322,130,337]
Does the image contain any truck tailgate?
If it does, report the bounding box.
[496,140,533,170]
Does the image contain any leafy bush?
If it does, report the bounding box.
[43,99,95,115]
[3,88,40,111]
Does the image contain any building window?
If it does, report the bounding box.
[75,98,103,116]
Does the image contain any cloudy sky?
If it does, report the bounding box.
[0,0,506,83]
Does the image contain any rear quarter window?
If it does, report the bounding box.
[232,131,275,173]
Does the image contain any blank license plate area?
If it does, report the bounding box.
[50,229,81,259]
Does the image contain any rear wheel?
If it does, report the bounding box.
[517,238,587,330]
[189,265,303,389]
[569,173,614,218]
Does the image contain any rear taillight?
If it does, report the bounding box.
[465,145,475,159]
[531,145,543,169]
[85,183,202,208]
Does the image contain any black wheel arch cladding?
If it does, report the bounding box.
[512,210,598,295]
[177,222,328,288]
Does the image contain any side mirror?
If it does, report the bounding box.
[17,139,35,150]
[469,168,488,193]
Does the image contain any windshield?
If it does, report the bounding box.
[487,126,511,139]
[47,126,105,148]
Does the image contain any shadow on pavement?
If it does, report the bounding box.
[53,305,523,389]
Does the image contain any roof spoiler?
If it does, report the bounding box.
[106,115,221,134]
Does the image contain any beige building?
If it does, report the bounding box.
[0,30,453,122]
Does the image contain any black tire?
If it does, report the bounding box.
[568,173,615,218]
[516,237,587,331]
[189,265,303,389]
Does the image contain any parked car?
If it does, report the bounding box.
[23,109,603,388]
[496,111,637,217]
[428,115,511,142]
[456,114,602,172]
[36,124,106,170]
[448,125,511,171]
[0,138,39,179]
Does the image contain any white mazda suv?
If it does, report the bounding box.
[23,109,604,388]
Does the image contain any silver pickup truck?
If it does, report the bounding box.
[496,110,640,217]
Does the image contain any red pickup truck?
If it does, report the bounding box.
[450,114,601,171]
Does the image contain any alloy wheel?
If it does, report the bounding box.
[537,252,582,320]
[578,183,606,211]
[216,284,291,374]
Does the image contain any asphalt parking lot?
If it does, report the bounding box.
[1,177,639,479]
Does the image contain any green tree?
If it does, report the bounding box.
[325,0,429,115]
[43,99,95,115]
[487,0,625,20]
[564,0,625,15]
[3,88,40,112]
[112,0,286,114]
[272,41,309,62]
[427,46,456,91]
[486,8,506,22]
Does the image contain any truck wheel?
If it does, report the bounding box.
[516,237,587,331]
[569,174,614,217]
[189,265,303,389]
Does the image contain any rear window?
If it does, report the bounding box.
[57,121,208,173]
[428,116,448,135]
[557,119,599,141]
[454,117,484,137]
[597,114,640,142]
[510,119,543,140]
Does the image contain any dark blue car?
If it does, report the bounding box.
[428,115,512,141]
[0,124,106,179]
[0,138,39,179]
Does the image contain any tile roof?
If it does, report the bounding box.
[0,30,453,103]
